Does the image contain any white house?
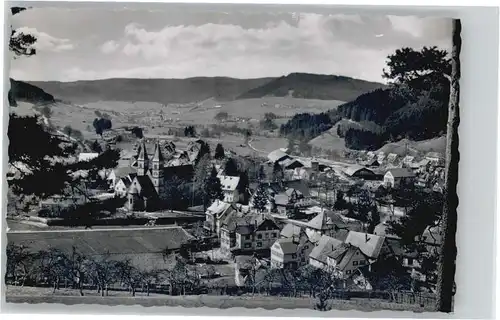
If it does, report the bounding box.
[219,175,241,203]
[204,200,233,236]
[270,231,314,269]
[384,168,415,188]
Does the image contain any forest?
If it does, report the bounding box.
[280,46,451,150]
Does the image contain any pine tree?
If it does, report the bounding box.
[205,166,224,206]
[224,158,239,176]
[238,171,250,204]
[252,183,268,213]
[258,165,266,181]
[214,143,225,160]
[272,162,284,183]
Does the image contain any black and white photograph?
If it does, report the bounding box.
[4,2,461,314]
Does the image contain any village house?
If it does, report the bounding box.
[425,152,445,166]
[273,187,318,216]
[270,230,315,269]
[343,165,377,180]
[401,155,415,167]
[386,153,398,165]
[377,152,386,163]
[233,213,281,254]
[267,149,292,164]
[309,231,388,279]
[218,175,241,203]
[108,166,137,190]
[114,174,136,197]
[384,168,416,188]
[203,200,233,236]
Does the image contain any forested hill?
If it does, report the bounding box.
[281,80,450,150]
[9,78,55,106]
[237,73,385,102]
[27,77,274,105]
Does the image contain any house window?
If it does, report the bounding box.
[245,235,251,240]
[408,258,414,266]
[292,254,296,259]
[353,261,358,266]
[257,242,262,247]
[244,243,251,248]
[272,233,277,238]
[346,270,351,275]
[265,233,269,239]
[257,234,263,239]
[304,245,309,249]
[359,260,366,265]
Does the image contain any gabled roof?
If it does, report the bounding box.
[113,166,137,178]
[153,141,165,162]
[385,168,415,178]
[78,153,99,162]
[206,200,231,217]
[309,235,343,264]
[344,231,385,259]
[219,175,240,192]
[137,141,149,161]
[387,153,398,162]
[343,165,374,177]
[307,211,329,230]
[133,175,158,198]
[275,238,299,255]
[274,194,290,206]
[426,152,444,159]
[267,149,290,163]
[280,223,302,238]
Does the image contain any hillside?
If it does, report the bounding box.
[9,78,55,106]
[28,77,274,105]
[376,136,446,157]
[238,73,385,102]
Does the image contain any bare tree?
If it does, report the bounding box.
[115,259,143,296]
[37,248,67,293]
[6,244,36,286]
[85,253,119,297]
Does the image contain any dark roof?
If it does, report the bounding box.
[276,238,299,255]
[386,168,415,178]
[136,175,159,198]
[114,166,137,178]
[162,164,194,180]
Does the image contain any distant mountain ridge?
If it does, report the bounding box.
[22,73,384,105]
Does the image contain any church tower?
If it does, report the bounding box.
[137,141,149,176]
[152,140,165,196]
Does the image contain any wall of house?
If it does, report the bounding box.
[236,228,280,251]
[309,257,326,269]
[337,249,368,278]
[114,181,128,197]
[220,229,233,253]
[224,190,239,203]
[270,243,285,268]
[384,173,395,188]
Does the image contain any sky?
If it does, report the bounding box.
[9,5,453,83]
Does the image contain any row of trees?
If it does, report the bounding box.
[6,245,207,297]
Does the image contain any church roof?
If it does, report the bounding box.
[137,141,149,161]
[153,141,165,162]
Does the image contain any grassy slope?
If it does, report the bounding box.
[376,136,446,156]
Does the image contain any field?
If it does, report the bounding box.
[377,136,447,156]
[7,227,194,270]
[5,286,434,312]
